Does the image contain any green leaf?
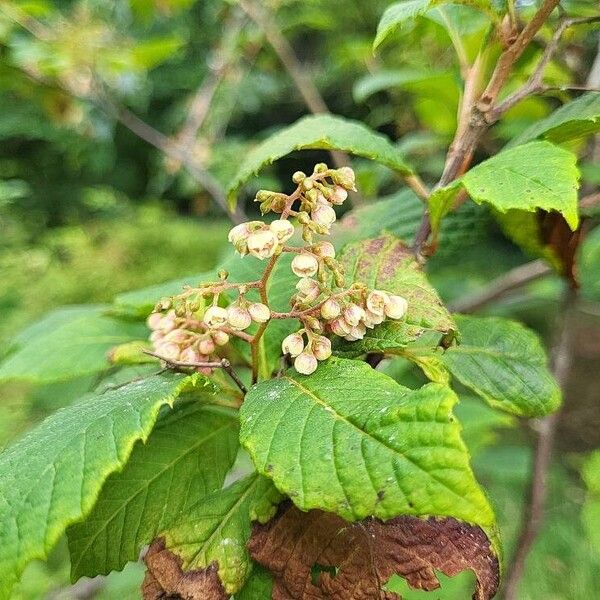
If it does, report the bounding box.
[582,451,600,554]
[430,141,580,231]
[332,235,455,357]
[373,0,430,50]
[440,315,561,417]
[353,69,454,103]
[68,402,239,579]
[155,473,283,594]
[226,115,413,207]
[235,564,273,600]
[131,36,184,70]
[0,372,212,600]
[512,92,600,146]
[112,272,214,317]
[580,226,600,302]
[240,357,494,527]
[0,306,147,383]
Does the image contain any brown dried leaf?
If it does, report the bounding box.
[248,504,499,600]
[142,538,227,600]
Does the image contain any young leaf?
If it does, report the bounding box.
[333,235,455,356]
[240,357,494,527]
[235,565,273,600]
[0,306,147,384]
[512,92,600,146]
[441,315,561,417]
[373,0,430,51]
[581,451,600,554]
[249,503,500,600]
[580,226,600,302]
[143,473,283,596]
[0,372,212,600]
[68,402,239,580]
[226,115,413,207]
[429,141,580,231]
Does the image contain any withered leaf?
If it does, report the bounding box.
[248,504,499,600]
[142,538,227,600]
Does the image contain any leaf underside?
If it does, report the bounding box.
[249,502,500,600]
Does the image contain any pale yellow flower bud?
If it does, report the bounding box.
[282,333,305,357]
[294,351,318,375]
[247,229,278,259]
[329,185,348,205]
[296,277,321,302]
[227,305,252,330]
[312,335,332,361]
[248,302,271,323]
[270,219,295,242]
[385,295,408,319]
[332,166,356,190]
[204,306,228,328]
[292,254,319,278]
[146,312,163,330]
[366,290,390,316]
[212,330,230,346]
[156,342,180,361]
[198,338,216,355]
[180,346,202,363]
[312,241,335,258]
[321,298,341,320]
[164,328,188,343]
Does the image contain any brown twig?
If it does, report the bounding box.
[143,350,247,394]
[449,260,552,314]
[501,287,576,600]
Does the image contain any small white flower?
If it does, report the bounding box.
[291,253,319,278]
[204,306,228,328]
[180,346,202,363]
[363,309,385,328]
[344,323,367,341]
[294,351,318,375]
[248,302,271,323]
[366,290,390,316]
[329,185,348,205]
[343,304,365,327]
[247,229,278,259]
[312,335,332,361]
[270,219,295,242]
[385,295,408,320]
[311,202,336,227]
[282,332,305,357]
[296,277,321,302]
[227,305,252,330]
[334,166,356,190]
[228,222,250,245]
[156,342,180,361]
[320,298,341,320]
[330,317,351,337]
[146,312,163,330]
[164,329,188,343]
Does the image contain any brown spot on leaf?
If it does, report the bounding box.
[142,538,227,600]
[248,503,499,600]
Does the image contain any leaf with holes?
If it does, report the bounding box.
[429,141,580,231]
[143,473,283,595]
[0,372,213,600]
[68,402,239,579]
[332,235,455,357]
[0,306,146,383]
[240,357,494,527]
[440,315,561,417]
[249,503,500,600]
[226,114,413,207]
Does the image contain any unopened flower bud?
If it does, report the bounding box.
[198,338,216,355]
[247,229,278,259]
[292,253,319,277]
[302,177,314,191]
[294,351,318,375]
[343,303,365,327]
[292,171,306,183]
[204,306,228,328]
[218,269,229,280]
[311,202,336,227]
[227,305,252,330]
[212,330,230,346]
[157,342,180,361]
[364,309,385,328]
[297,211,310,225]
[312,241,335,258]
[296,277,321,302]
[164,328,188,344]
[385,295,408,319]
[304,316,323,333]
[331,166,356,190]
[248,302,271,323]
[345,323,367,341]
[150,331,164,343]
[313,162,328,173]
[180,347,201,363]
[329,185,348,205]
[282,333,305,357]
[367,290,390,316]
[270,219,295,242]
[147,312,163,330]
[321,298,341,320]
[312,335,332,361]
[228,223,250,245]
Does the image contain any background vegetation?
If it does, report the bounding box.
[0,0,599,598]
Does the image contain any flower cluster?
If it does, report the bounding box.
[146,163,409,379]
